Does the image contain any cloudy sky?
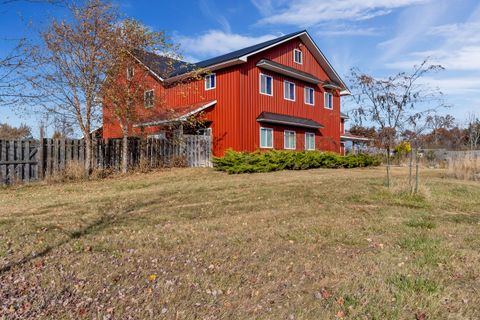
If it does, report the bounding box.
[1,0,479,133]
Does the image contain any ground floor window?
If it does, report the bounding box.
[284,130,296,150]
[260,127,273,148]
[305,132,315,150]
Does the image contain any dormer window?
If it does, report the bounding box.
[127,65,134,80]
[294,49,302,64]
[205,73,216,90]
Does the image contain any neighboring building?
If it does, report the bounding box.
[340,112,372,154]
[103,30,351,156]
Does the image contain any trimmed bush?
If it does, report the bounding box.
[213,150,381,174]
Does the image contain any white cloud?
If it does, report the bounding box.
[253,0,429,27]
[176,30,277,61]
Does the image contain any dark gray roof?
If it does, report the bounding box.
[257,112,324,129]
[340,112,349,119]
[135,30,307,78]
[256,59,321,84]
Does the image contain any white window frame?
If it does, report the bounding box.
[127,65,134,80]
[305,132,315,150]
[259,73,273,96]
[324,92,333,109]
[284,130,296,150]
[304,87,315,106]
[284,80,296,101]
[144,89,154,108]
[294,49,303,65]
[204,73,216,90]
[260,127,274,149]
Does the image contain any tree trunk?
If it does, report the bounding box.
[121,126,129,174]
[84,134,92,176]
[409,149,413,193]
[386,147,391,188]
[414,148,420,194]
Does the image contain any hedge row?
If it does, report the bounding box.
[212,150,381,174]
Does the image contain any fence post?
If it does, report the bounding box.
[38,126,45,180]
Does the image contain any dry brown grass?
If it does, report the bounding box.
[0,167,479,319]
[447,154,480,181]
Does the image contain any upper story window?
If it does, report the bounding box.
[324,92,333,109]
[260,73,273,96]
[284,130,296,150]
[260,127,273,148]
[205,73,216,90]
[294,49,303,64]
[284,80,295,101]
[127,65,134,80]
[305,87,314,105]
[144,89,154,108]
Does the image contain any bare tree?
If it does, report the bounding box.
[21,0,118,174]
[466,113,480,150]
[349,59,445,187]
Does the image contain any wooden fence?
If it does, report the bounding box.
[0,135,212,185]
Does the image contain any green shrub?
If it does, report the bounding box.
[213,150,381,174]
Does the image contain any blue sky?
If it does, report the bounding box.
[1,0,479,135]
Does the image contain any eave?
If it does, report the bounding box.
[256,59,321,84]
[257,112,324,129]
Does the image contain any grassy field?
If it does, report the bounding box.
[0,167,479,319]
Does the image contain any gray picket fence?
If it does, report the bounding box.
[0,135,212,185]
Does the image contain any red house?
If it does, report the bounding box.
[103,30,351,156]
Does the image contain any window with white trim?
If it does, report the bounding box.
[144,90,154,108]
[127,65,134,80]
[260,127,273,148]
[205,73,216,90]
[305,132,315,150]
[305,87,314,105]
[284,130,296,150]
[284,81,295,101]
[294,49,303,64]
[260,73,273,96]
[324,92,333,109]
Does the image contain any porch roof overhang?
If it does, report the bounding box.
[257,112,324,129]
[134,100,217,128]
[341,133,371,142]
[256,59,321,85]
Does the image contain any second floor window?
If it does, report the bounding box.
[260,73,273,96]
[294,49,302,64]
[205,73,216,90]
[127,65,134,80]
[305,87,314,105]
[324,92,333,109]
[144,90,154,108]
[284,81,295,101]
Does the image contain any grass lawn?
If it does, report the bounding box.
[0,167,479,319]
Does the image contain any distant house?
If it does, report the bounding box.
[103,30,354,156]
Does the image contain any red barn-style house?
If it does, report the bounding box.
[103,30,354,156]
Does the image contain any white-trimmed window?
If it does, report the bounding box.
[284,80,295,101]
[144,90,154,108]
[127,65,134,80]
[305,132,315,150]
[260,127,273,148]
[294,49,303,64]
[324,92,333,109]
[284,130,296,150]
[260,73,273,96]
[305,87,314,105]
[205,73,216,90]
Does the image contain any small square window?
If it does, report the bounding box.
[260,127,273,148]
[305,132,315,150]
[284,130,296,150]
[294,49,303,64]
[324,92,333,109]
[284,81,295,101]
[144,90,154,108]
[205,74,216,90]
[305,87,314,105]
[260,74,273,96]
